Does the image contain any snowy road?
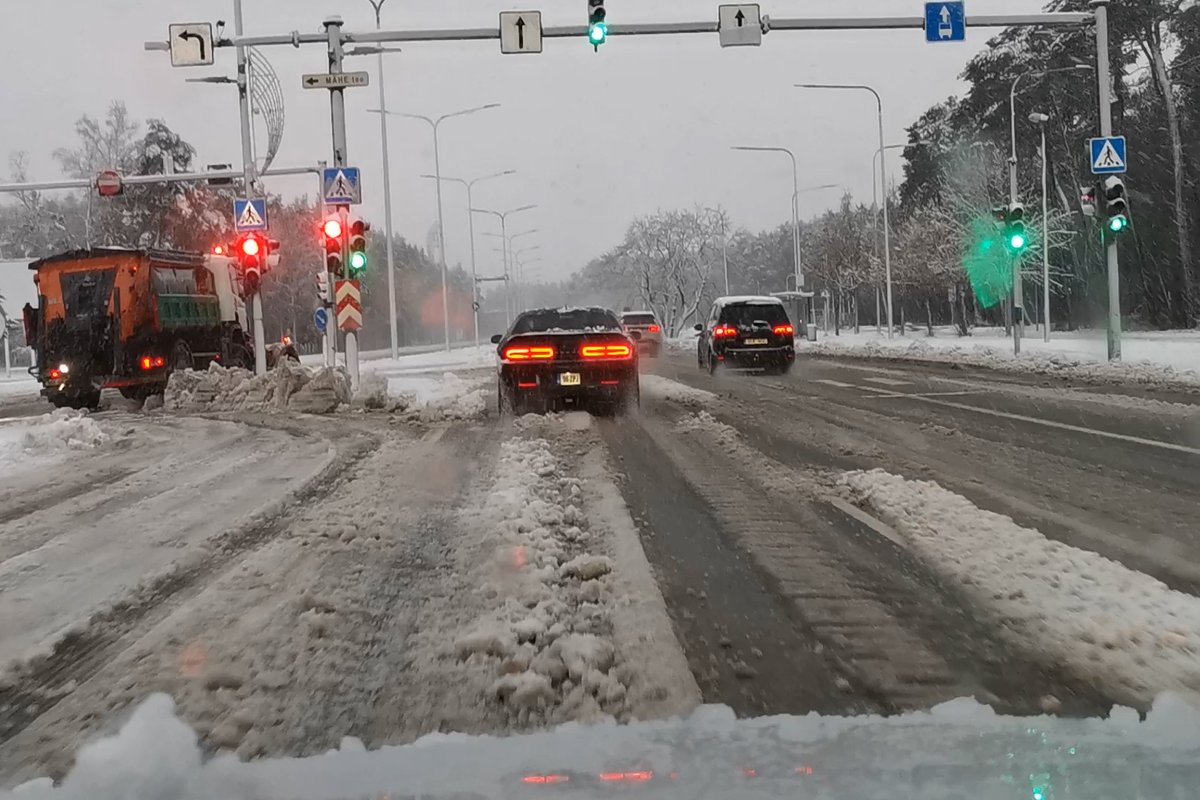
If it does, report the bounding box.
[3,349,1200,786]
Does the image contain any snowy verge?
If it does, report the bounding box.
[840,469,1200,707]
[11,690,1200,800]
[0,409,106,465]
[803,329,1200,390]
[0,375,38,400]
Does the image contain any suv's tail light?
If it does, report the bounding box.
[581,343,633,359]
[140,356,167,370]
[647,325,661,333]
[713,326,738,337]
[773,324,794,335]
[503,345,555,361]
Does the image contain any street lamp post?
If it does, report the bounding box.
[485,229,538,311]
[796,83,893,340]
[370,103,501,351]
[420,169,515,347]
[730,145,801,293]
[872,143,906,334]
[473,204,537,325]
[364,0,401,359]
[1030,111,1052,343]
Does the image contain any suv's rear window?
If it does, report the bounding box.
[512,308,621,334]
[621,314,657,326]
[720,303,789,326]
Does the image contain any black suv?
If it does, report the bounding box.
[696,296,795,375]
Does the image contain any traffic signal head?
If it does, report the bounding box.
[323,215,345,277]
[1104,176,1129,235]
[1006,202,1028,252]
[348,218,370,277]
[588,0,607,48]
[237,233,265,294]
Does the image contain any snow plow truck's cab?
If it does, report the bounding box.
[28,248,253,409]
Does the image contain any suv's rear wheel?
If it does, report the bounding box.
[707,349,718,375]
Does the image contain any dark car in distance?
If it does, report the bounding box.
[492,307,640,415]
[696,296,795,375]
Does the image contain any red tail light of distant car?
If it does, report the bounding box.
[713,325,739,337]
[773,324,794,335]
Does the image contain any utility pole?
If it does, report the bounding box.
[234,0,267,376]
[324,15,359,387]
[1092,0,1121,360]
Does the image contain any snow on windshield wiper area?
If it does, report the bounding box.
[5,0,1200,797]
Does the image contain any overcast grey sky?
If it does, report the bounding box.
[2,1,1046,283]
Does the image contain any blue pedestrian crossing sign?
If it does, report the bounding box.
[314,307,328,333]
[322,167,362,205]
[925,2,965,42]
[1090,136,1127,175]
[233,198,268,232]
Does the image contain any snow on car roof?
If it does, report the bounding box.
[715,295,785,306]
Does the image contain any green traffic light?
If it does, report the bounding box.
[589,22,608,44]
[349,251,367,272]
[1108,215,1127,233]
[1009,233,1027,250]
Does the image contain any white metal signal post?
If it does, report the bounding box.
[146,4,1105,361]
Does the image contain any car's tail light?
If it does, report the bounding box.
[599,771,654,783]
[503,345,555,361]
[773,324,795,335]
[140,356,167,370]
[648,325,661,333]
[713,326,738,337]
[581,343,633,359]
[522,775,569,785]
[48,368,62,381]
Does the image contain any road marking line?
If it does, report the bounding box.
[863,377,912,387]
[908,394,1200,457]
[860,390,985,399]
[829,498,907,550]
[812,379,856,389]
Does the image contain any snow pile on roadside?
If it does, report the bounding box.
[454,436,631,724]
[15,689,1200,800]
[164,361,353,414]
[390,371,488,422]
[676,410,740,449]
[840,468,1200,706]
[0,409,107,463]
[806,330,1200,389]
[640,374,716,406]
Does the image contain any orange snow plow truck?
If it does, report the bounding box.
[26,248,253,409]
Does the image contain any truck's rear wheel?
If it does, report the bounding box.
[171,340,194,373]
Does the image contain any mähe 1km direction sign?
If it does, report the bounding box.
[925,2,966,42]
[500,11,543,54]
[302,72,370,90]
[1090,136,1127,175]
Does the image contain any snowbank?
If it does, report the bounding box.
[388,371,489,422]
[639,374,717,406]
[11,690,1200,800]
[0,409,106,464]
[805,327,1200,389]
[164,361,353,414]
[840,469,1200,706]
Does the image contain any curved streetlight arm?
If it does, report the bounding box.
[435,103,502,129]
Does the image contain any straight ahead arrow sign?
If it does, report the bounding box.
[516,16,526,49]
[735,9,745,26]
[941,5,952,24]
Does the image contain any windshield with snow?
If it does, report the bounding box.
[3,2,1200,798]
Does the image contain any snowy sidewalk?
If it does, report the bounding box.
[800,326,1200,388]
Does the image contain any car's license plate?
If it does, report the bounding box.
[559,372,581,386]
[745,338,769,346]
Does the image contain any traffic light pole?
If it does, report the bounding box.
[325,16,360,389]
[1092,0,1121,361]
[233,0,268,377]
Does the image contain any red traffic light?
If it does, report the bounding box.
[212,244,226,256]
[241,237,261,257]
[323,218,343,239]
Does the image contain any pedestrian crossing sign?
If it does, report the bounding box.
[1090,136,1127,175]
[322,167,362,205]
[233,198,268,231]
